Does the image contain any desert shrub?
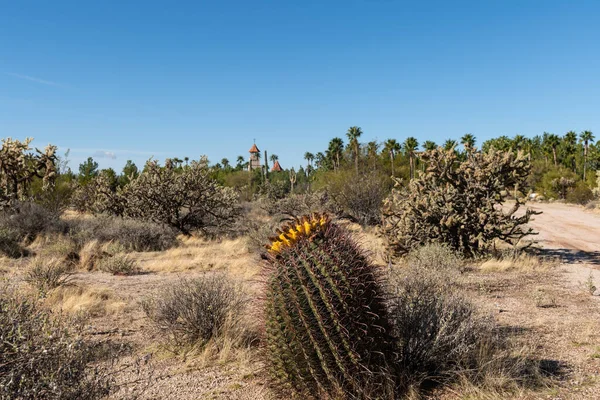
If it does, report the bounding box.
[24,256,74,294]
[71,171,125,215]
[0,286,113,399]
[97,254,140,276]
[324,169,390,226]
[142,274,246,348]
[0,201,65,242]
[0,227,23,258]
[261,191,330,217]
[405,243,464,272]
[382,148,539,258]
[68,216,178,252]
[566,181,594,205]
[537,167,577,200]
[123,160,241,236]
[388,266,496,387]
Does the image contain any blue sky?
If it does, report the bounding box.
[1,0,600,172]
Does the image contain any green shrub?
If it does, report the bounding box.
[566,181,594,205]
[142,274,246,348]
[264,214,396,399]
[0,227,23,258]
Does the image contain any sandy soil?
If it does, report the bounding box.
[526,202,600,290]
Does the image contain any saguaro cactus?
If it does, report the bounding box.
[263,214,395,399]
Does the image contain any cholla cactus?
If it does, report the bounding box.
[381,147,540,258]
[264,214,396,399]
[0,138,58,207]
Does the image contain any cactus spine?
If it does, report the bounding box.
[264,214,395,399]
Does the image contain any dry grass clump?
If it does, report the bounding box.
[142,236,256,278]
[45,285,128,316]
[97,254,141,276]
[142,274,249,351]
[0,285,114,399]
[24,256,75,294]
[480,251,558,273]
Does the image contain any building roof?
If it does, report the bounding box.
[249,143,260,153]
[271,160,283,172]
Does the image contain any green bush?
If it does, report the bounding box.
[566,181,594,205]
[0,227,23,258]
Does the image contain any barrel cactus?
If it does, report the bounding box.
[263,214,396,399]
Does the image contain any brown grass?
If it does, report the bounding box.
[136,236,258,280]
[479,253,559,273]
[45,285,128,316]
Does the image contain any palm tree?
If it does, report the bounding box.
[545,133,560,167]
[270,154,278,164]
[221,158,230,169]
[461,133,476,151]
[346,126,363,174]
[581,130,595,180]
[403,137,419,179]
[184,157,189,167]
[443,139,457,151]
[304,152,314,175]
[327,137,344,172]
[563,131,578,172]
[383,139,401,177]
[236,155,244,168]
[423,140,437,152]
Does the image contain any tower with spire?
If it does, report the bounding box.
[248,141,261,171]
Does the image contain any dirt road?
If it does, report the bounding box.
[525,202,600,288]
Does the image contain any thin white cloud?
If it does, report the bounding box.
[65,147,168,157]
[5,72,65,87]
[93,150,117,160]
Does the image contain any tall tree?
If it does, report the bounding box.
[562,131,578,172]
[383,139,401,177]
[327,137,344,172]
[78,157,98,185]
[236,155,245,170]
[460,133,476,151]
[422,140,437,152]
[346,126,363,174]
[581,130,595,180]
[443,139,457,151]
[544,133,560,166]
[270,154,279,164]
[221,158,230,169]
[304,152,314,175]
[403,137,419,179]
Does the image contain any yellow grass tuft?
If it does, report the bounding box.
[45,285,128,316]
[137,236,258,280]
[479,253,557,273]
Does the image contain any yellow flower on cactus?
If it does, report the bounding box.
[267,213,330,254]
